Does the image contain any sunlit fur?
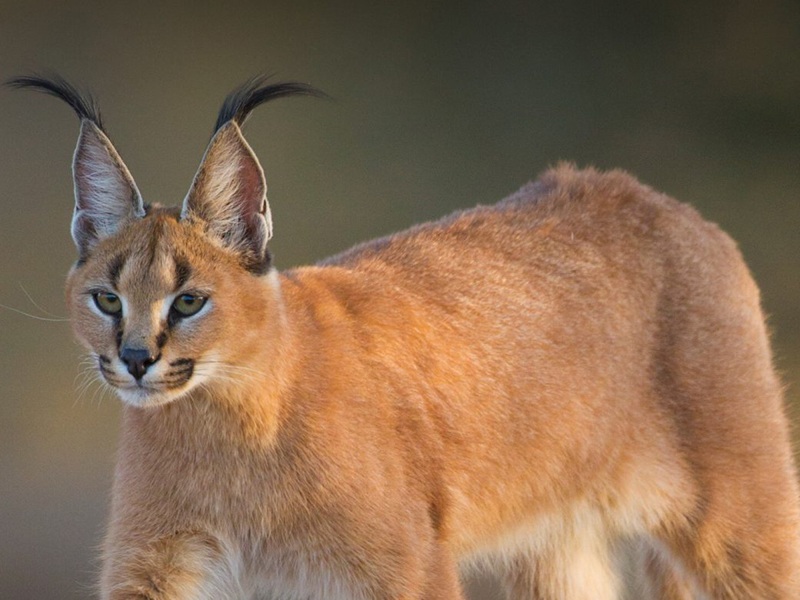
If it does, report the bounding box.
[62,164,800,599]
[18,73,795,600]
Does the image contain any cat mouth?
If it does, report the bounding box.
[97,355,196,406]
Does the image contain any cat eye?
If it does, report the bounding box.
[171,294,207,318]
[94,292,122,316]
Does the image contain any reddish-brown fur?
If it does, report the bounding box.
[0,72,777,599]
[60,161,800,599]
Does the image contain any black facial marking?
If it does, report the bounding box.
[167,309,179,330]
[98,355,111,364]
[174,259,192,291]
[169,358,194,367]
[166,358,194,387]
[108,254,126,289]
[155,330,168,349]
[145,225,160,271]
[98,361,122,384]
[115,328,123,351]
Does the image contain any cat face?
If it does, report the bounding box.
[66,208,277,408]
[9,75,320,407]
[58,103,281,409]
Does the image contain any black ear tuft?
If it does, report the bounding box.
[6,73,105,131]
[7,73,142,257]
[213,74,328,133]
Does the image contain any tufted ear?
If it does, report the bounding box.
[71,120,145,258]
[180,121,272,274]
[5,74,145,259]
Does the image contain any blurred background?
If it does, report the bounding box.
[0,1,798,598]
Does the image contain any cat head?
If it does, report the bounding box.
[8,75,324,407]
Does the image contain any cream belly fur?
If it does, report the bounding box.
[9,74,800,599]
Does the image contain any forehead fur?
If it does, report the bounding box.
[69,206,245,292]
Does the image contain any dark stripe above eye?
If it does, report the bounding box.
[174,258,192,291]
[108,254,126,289]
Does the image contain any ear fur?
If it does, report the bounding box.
[72,120,145,256]
[5,75,144,258]
[181,122,272,274]
[8,73,325,270]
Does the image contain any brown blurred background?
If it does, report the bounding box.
[1,1,798,598]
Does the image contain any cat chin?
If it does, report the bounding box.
[114,384,194,408]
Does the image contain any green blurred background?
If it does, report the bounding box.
[0,1,798,598]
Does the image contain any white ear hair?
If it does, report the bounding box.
[71,120,144,256]
[181,122,273,273]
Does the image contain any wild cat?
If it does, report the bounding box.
[8,74,800,599]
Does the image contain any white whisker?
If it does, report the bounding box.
[0,302,71,322]
[74,372,102,407]
[18,283,69,319]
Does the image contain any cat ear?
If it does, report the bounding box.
[180,121,272,274]
[72,120,145,256]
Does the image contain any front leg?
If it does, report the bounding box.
[101,530,241,600]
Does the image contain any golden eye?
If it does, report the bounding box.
[172,294,207,317]
[94,292,122,316]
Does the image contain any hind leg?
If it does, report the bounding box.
[500,535,621,600]
[658,502,800,599]
[646,447,800,600]
[652,239,800,597]
[657,395,800,596]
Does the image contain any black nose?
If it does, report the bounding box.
[119,347,159,380]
